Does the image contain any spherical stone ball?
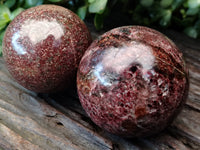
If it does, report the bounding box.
[77,26,189,137]
[3,5,92,93]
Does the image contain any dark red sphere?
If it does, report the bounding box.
[3,5,92,93]
[77,26,189,137]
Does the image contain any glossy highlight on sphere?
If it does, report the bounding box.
[3,5,92,93]
[77,26,189,137]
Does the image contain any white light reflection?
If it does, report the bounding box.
[102,41,155,74]
[94,63,112,86]
[12,32,27,55]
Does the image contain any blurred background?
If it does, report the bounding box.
[1,0,200,55]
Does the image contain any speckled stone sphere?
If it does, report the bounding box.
[3,5,92,93]
[77,26,189,137]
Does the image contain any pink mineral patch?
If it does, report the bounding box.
[3,5,92,93]
[77,26,189,137]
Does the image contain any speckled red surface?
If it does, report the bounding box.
[3,5,92,93]
[77,26,189,137]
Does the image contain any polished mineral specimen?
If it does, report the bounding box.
[77,26,189,137]
[3,5,92,93]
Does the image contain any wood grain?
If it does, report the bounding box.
[0,30,199,150]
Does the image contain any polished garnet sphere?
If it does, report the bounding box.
[3,5,92,93]
[77,26,189,137]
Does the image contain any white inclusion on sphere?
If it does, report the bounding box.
[101,41,155,75]
[12,32,27,55]
[93,41,155,86]
[20,19,64,45]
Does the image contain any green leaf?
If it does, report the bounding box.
[77,6,87,20]
[0,5,11,19]
[0,5,11,30]
[88,0,95,3]
[24,0,43,8]
[188,0,200,9]
[0,45,2,56]
[89,0,108,14]
[94,14,104,30]
[10,8,24,20]
[0,30,5,45]
[47,0,62,2]
[3,13,10,22]
[140,0,154,7]
[0,23,6,30]
[171,0,185,10]
[180,9,186,18]
[186,7,199,16]
[0,30,5,56]
[184,26,198,38]
[160,0,173,8]
[4,0,16,8]
[160,9,172,26]
[0,20,7,27]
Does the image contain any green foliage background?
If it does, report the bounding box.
[1,0,200,55]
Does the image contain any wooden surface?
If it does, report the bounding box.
[0,30,200,150]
